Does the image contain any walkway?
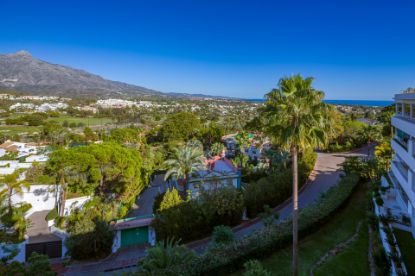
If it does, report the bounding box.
[61,145,372,275]
[27,210,61,244]
[127,174,167,218]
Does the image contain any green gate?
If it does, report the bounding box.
[121,226,149,247]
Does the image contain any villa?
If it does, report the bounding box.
[383,91,415,238]
[0,140,40,158]
[172,156,241,199]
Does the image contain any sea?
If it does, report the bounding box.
[245,99,393,107]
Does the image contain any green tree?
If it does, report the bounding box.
[198,123,224,149]
[107,127,142,145]
[78,143,145,212]
[160,112,201,142]
[46,149,98,217]
[260,75,332,275]
[159,188,183,212]
[164,143,205,194]
[41,121,68,146]
[83,127,98,142]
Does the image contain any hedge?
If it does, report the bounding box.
[244,150,316,217]
[152,187,244,243]
[159,173,360,275]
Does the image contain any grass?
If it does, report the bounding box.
[0,125,40,135]
[394,228,415,275]
[47,116,114,126]
[246,184,368,276]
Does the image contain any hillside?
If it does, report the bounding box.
[0,51,164,98]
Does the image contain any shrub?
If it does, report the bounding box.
[152,187,244,243]
[243,260,271,276]
[244,150,316,217]
[159,188,183,212]
[137,239,196,275]
[0,253,55,276]
[65,217,114,260]
[26,252,56,276]
[211,225,235,245]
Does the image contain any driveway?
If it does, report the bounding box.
[127,174,167,218]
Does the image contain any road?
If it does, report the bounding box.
[61,145,372,275]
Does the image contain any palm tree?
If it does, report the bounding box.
[260,75,333,275]
[140,238,196,273]
[164,143,206,196]
[0,169,30,214]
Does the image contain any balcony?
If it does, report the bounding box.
[393,160,409,182]
[393,137,408,151]
[389,170,409,209]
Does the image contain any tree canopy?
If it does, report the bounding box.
[160,112,201,142]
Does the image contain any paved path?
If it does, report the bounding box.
[127,174,167,218]
[61,145,372,275]
[234,148,368,237]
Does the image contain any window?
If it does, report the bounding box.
[405,103,411,117]
[397,103,403,114]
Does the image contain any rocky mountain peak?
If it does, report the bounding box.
[10,50,32,58]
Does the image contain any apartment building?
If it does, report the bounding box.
[389,92,415,237]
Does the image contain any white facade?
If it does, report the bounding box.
[390,92,415,238]
[0,160,32,175]
[184,158,241,198]
[8,184,91,218]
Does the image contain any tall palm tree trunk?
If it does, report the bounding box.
[291,145,299,276]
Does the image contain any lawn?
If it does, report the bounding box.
[47,116,114,126]
[0,125,41,135]
[394,228,415,275]
[248,184,368,276]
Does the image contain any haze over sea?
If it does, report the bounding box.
[246,99,393,107]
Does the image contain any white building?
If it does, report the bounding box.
[0,140,40,158]
[387,91,415,238]
[96,99,136,108]
[184,157,241,199]
[36,102,68,112]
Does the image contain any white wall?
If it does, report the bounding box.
[10,185,57,218]
[148,226,156,246]
[63,196,91,216]
[10,185,91,218]
[112,230,121,253]
[0,161,32,175]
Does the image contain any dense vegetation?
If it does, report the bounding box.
[137,172,360,275]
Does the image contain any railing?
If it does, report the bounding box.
[392,161,409,182]
[389,170,410,209]
[395,113,415,123]
[393,138,408,151]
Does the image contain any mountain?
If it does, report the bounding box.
[0,50,165,98]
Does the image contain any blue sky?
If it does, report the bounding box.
[1,0,414,100]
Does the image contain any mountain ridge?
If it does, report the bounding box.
[0,51,230,99]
